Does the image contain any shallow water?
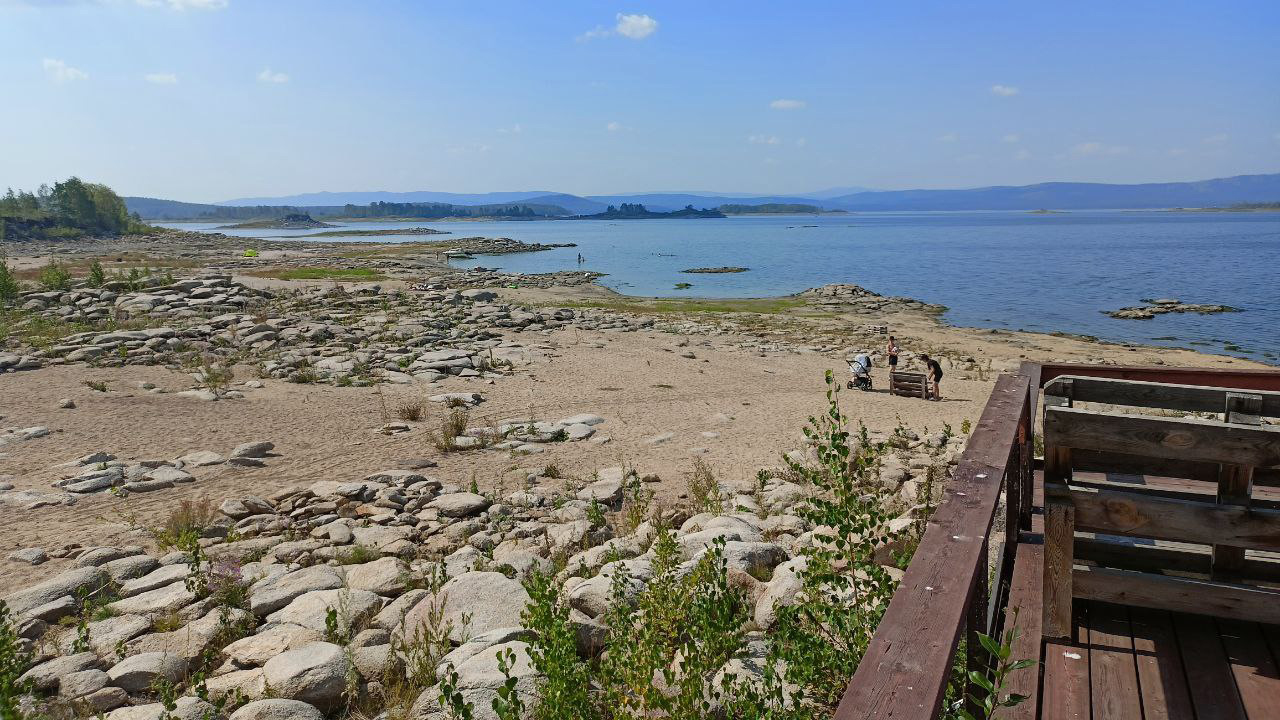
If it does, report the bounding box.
[161,210,1280,362]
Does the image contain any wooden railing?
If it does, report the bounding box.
[834,362,1280,719]
[834,368,1035,719]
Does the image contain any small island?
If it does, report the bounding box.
[289,227,448,238]
[718,203,835,214]
[217,213,334,230]
[1028,208,1066,214]
[682,266,749,274]
[573,203,725,220]
[1104,298,1242,320]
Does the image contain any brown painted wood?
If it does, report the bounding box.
[1173,613,1248,720]
[1042,637,1091,720]
[997,534,1043,720]
[1127,607,1195,720]
[834,373,1030,720]
[1044,405,1280,468]
[1050,484,1280,551]
[1042,375,1280,416]
[1069,468,1280,508]
[1075,534,1280,583]
[1215,618,1280,719]
[1074,565,1280,625]
[1043,497,1075,638]
[1087,602,1143,720]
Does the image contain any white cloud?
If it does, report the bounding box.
[1014,149,1031,161]
[446,143,490,154]
[990,84,1019,97]
[937,132,957,143]
[606,121,624,132]
[1202,133,1229,145]
[748,134,780,145]
[1072,141,1129,156]
[615,13,658,39]
[145,72,178,85]
[498,124,523,134]
[42,58,87,83]
[257,68,289,84]
[770,98,805,110]
[137,0,228,9]
[795,137,807,148]
[579,12,658,41]
[1003,133,1020,143]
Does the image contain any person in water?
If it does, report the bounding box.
[920,353,944,400]
[886,335,899,375]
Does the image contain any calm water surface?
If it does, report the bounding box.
[163,211,1280,362]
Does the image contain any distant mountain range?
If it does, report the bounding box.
[127,173,1280,220]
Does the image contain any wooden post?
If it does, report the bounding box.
[1213,392,1262,580]
[966,541,991,719]
[1043,497,1076,638]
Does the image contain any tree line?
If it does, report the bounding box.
[339,201,551,218]
[1,177,145,241]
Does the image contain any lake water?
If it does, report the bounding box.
[162,211,1280,363]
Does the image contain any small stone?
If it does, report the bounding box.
[7,548,48,565]
[231,441,275,459]
[58,398,76,409]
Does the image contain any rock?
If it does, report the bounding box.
[108,581,196,616]
[410,641,537,720]
[4,566,109,617]
[58,614,152,655]
[120,564,190,598]
[145,466,193,484]
[220,496,274,520]
[107,651,188,692]
[104,554,160,583]
[426,492,490,518]
[262,642,350,711]
[557,413,605,426]
[58,398,76,409]
[223,623,323,668]
[248,566,343,616]
[84,686,129,712]
[372,589,429,630]
[7,548,47,565]
[19,652,107,692]
[402,572,529,644]
[576,477,623,507]
[176,389,219,402]
[267,589,383,632]
[342,556,408,595]
[105,696,216,720]
[719,541,789,580]
[178,450,224,467]
[230,699,326,720]
[231,441,275,459]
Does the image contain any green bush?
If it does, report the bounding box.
[0,600,33,717]
[38,261,72,291]
[87,260,106,288]
[0,263,19,306]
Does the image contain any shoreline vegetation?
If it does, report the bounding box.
[570,202,725,220]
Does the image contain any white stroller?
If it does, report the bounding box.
[847,354,873,391]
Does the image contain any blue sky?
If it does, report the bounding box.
[2,0,1278,202]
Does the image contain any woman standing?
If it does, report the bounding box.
[886,336,899,375]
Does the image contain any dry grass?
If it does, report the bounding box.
[427,408,472,452]
[153,498,218,549]
[395,398,426,422]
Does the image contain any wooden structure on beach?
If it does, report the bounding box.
[834,363,1280,719]
[889,370,934,399]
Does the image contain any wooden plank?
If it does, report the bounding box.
[1215,393,1263,582]
[1075,534,1280,583]
[1074,565,1280,625]
[1051,484,1280,551]
[1087,602,1143,720]
[997,534,1043,720]
[834,373,1030,720]
[1044,405,1280,468]
[1042,639,1091,720]
[1037,364,1280,393]
[1069,469,1280,507]
[1043,375,1280,416]
[1173,613,1248,720]
[1127,607,1196,720]
[1215,618,1280,719]
[1043,498,1075,638]
[1019,362,1041,527]
[1071,448,1280,488]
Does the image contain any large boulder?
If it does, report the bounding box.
[266,588,382,632]
[342,556,408,595]
[222,623,322,668]
[402,572,528,644]
[4,566,109,617]
[426,492,490,518]
[107,652,188,692]
[262,642,349,711]
[410,641,538,720]
[248,566,343,616]
[230,699,325,720]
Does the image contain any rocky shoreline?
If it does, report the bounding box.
[1104,297,1241,320]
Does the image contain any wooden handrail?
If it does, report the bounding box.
[834,372,1031,719]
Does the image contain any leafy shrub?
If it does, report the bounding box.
[686,458,723,514]
[153,498,218,550]
[428,408,472,452]
[87,260,106,288]
[243,249,260,258]
[38,260,72,291]
[0,263,19,306]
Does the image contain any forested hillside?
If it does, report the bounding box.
[1,178,145,241]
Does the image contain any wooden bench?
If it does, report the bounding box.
[1040,375,1280,638]
[889,370,933,399]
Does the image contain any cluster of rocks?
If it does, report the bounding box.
[46,442,277,499]
[1104,298,1241,320]
[1,275,652,384]
[3,425,963,720]
[799,283,946,314]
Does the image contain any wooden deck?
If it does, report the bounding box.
[1041,600,1280,720]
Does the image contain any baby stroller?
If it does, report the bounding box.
[847,354,873,391]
